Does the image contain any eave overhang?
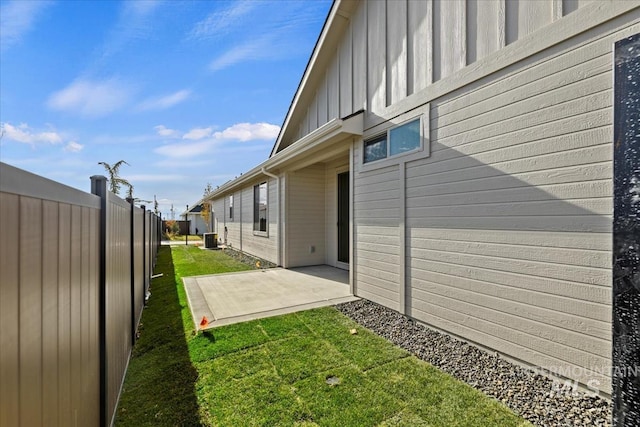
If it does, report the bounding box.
[207,111,363,201]
[270,0,359,157]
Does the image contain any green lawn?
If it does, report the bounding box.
[116,245,530,426]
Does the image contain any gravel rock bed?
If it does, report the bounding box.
[221,247,277,269]
[336,299,612,427]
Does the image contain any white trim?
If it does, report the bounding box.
[398,160,406,315]
[349,141,355,295]
[252,181,268,236]
[360,113,429,172]
[272,0,359,155]
[207,113,364,200]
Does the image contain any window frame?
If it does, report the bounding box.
[229,194,233,220]
[253,181,268,236]
[362,116,424,165]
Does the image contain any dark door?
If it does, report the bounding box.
[337,171,350,263]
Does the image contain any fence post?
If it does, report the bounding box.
[90,175,108,427]
[127,198,136,346]
[141,205,147,306]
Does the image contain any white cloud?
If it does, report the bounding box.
[154,125,180,138]
[155,139,215,159]
[137,89,191,111]
[188,1,255,41]
[0,1,52,51]
[97,0,162,63]
[214,122,279,141]
[209,37,272,72]
[154,122,279,160]
[183,127,213,140]
[48,78,132,118]
[64,141,84,152]
[1,122,63,145]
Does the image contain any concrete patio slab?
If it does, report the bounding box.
[183,265,358,329]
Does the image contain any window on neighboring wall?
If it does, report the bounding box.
[363,117,422,163]
[229,195,233,220]
[253,182,267,233]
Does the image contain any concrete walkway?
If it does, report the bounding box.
[183,265,358,329]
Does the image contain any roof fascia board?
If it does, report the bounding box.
[270,0,355,157]
[208,114,363,200]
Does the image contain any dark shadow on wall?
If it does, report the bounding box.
[115,246,202,426]
[354,96,612,399]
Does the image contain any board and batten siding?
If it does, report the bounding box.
[283,0,600,152]
[286,164,327,267]
[351,15,640,394]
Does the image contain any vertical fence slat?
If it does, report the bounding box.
[88,208,100,424]
[80,206,91,426]
[0,192,20,427]
[19,196,43,427]
[42,200,59,427]
[70,204,82,423]
[57,203,72,426]
[0,164,162,427]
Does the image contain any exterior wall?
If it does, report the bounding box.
[211,178,279,264]
[286,164,327,267]
[285,0,599,150]
[349,8,640,393]
[211,197,225,241]
[353,159,402,311]
[225,189,243,250]
[187,212,207,234]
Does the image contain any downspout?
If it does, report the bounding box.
[261,167,282,266]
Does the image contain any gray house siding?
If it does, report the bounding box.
[286,164,327,267]
[348,4,640,394]
[205,0,639,394]
[212,180,279,265]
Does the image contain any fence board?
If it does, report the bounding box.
[0,192,20,427]
[0,163,160,427]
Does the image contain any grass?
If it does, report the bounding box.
[116,245,531,426]
[166,234,203,241]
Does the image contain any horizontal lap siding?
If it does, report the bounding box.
[211,198,225,237]
[403,22,640,393]
[287,165,326,267]
[225,190,242,250]
[239,180,278,264]
[354,158,401,310]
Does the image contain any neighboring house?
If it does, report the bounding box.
[206,0,640,395]
[183,201,210,235]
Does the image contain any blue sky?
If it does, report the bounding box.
[0,0,332,218]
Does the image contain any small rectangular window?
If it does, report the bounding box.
[363,134,387,163]
[253,182,267,232]
[389,118,421,156]
[363,117,422,164]
[229,195,233,219]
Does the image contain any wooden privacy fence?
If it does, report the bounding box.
[0,163,161,427]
